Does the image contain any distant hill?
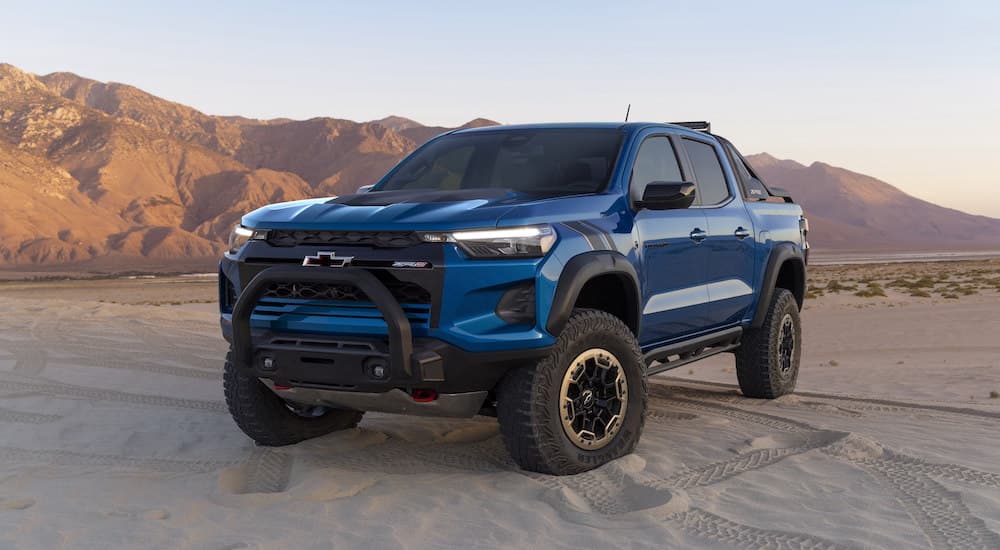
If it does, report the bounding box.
[1,62,998,270]
[0,63,495,268]
[746,154,1000,251]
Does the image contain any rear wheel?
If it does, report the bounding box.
[223,351,363,446]
[735,288,801,398]
[497,309,647,475]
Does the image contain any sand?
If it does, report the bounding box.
[0,262,998,549]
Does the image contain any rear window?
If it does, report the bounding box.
[682,139,731,206]
[379,129,624,196]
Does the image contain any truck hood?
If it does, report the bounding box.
[242,188,622,231]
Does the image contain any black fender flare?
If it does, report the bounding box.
[751,243,807,328]
[545,251,641,336]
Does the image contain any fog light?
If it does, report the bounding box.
[262,357,275,370]
[496,282,535,324]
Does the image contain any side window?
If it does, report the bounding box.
[734,148,769,200]
[629,136,683,205]
[682,139,730,206]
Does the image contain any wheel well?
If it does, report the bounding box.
[775,259,805,308]
[573,274,639,334]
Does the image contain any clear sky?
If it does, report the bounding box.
[4,1,999,216]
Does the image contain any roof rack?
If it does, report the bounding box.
[669,121,711,133]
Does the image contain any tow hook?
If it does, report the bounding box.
[411,388,438,403]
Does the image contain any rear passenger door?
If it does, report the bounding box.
[679,137,756,327]
[630,134,710,347]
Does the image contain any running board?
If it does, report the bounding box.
[643,327,743,375]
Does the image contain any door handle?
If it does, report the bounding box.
[689,228,707,243]
[734,227,751,240]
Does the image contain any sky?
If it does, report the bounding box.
[3,0,999,217]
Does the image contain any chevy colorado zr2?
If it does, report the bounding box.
[219,121,809,475]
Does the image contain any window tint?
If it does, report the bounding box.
[724,142,769,200]
[389,145,474,190]
[629,136,683,204]
[682,139,730,205]
[380,129,624,196]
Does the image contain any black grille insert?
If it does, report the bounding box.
[261,278,432,305]
[267,230,422,248]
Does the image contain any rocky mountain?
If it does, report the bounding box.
[746,154,1000,251]
[1,62,997,270]
[0,63,494,268]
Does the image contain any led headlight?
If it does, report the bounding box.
[228,225,268,254]
[421,225,556,258]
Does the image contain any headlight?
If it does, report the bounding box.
[420,225,556,258]
[228,225,268,254]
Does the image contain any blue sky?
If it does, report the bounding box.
[4,1,999,216]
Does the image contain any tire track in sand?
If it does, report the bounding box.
[673,507,855,550]
[657,379,1000,421]
[47,356,218,381]
[0,378,226,413]
[0,446,238,473]
[231,448,295,494]
[0,406,62,424]
[649,387,1000,548]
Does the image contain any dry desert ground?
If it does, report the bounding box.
[0,261,998,549]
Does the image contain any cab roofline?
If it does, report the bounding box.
[448,121,713,137]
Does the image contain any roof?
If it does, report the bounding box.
[450,121,697,134]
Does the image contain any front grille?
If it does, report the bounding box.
[262,279,432,305]
[267,230,422,248]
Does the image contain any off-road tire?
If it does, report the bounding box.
[735,288,801,398]
[223,351,363,446]
[497,309,647,475]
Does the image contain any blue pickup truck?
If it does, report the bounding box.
[220,121,808,475]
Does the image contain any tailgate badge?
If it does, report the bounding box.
[303,251,354,268]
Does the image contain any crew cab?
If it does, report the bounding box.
[220,121,808,475]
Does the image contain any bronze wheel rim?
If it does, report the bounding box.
[559,348,628,450]
[778,313,795,374]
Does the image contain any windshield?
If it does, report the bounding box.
[377,129,624,196]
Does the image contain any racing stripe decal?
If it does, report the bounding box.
[563,222,604,250]
[579,220,617,251]
[563,221,616,251]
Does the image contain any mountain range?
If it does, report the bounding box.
[1,62,998,271]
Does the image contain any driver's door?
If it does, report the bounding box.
[631,134,710,348]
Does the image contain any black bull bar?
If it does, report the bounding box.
[231,265,415,376]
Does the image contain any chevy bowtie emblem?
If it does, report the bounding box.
[302,251,354,267]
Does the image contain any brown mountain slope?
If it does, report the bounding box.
[747,153,1000,250]
[0,63,316,266]
[40,71,245,156]
[0,141,125,263]
[2,61,997,270]
[41,71,500,197]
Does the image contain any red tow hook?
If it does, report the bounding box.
[273,384,292,391]
[411,388,438,403]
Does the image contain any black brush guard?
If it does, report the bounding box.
[231,265,423,379]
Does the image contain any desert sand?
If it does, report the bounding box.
[0,262,998,549]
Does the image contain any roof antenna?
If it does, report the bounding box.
[624,104,631,122]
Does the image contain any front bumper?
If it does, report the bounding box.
[226,265,550,416]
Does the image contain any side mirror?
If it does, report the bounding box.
[356,184,375,194]
[636,182,697,210]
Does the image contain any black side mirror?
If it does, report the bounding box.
[636,182,697,210]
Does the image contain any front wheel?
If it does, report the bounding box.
[497,309,647,475]
[735,288,802,398]
[223,351,363,446]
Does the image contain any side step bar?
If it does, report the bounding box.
[643,327,742,376]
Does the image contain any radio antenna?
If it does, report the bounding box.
[624,104,631,122]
